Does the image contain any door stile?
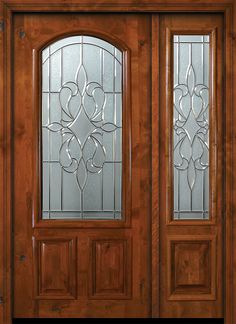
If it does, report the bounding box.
[0,1,4,323]
[151,13,160,318]
[3,4,14,324]
[225,6,234,324]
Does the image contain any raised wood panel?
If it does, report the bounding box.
[167,236,216,301]
[90,239,131,299]
[33,238,77,299]
[174,243,210,287]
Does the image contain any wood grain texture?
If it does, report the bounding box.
[1,0,233,13]
[12,13,151,318]
[158,14,223,318]
[151,14,160,318]
[2,0,233,4]
[225,5,234,324]
[90,239,131,298]
[167,236,216,300]
[34,238,77,299]
[0,1,4,323]
[0,0,234,322]
[3,4,13,324]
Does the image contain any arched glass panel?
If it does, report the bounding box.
[42,36,122,220]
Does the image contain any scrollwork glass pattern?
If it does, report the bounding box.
[42,36,122,219]
[173,35,209,220]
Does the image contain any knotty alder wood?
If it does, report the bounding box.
[0,1,5,323]
[158,14,223,317]
[0,2,233,322]
[13,13,151,318]
[231,4,236,324]
[1,0,233,12]
[151,15,160,318]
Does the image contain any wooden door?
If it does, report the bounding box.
[13,13,151,318]
[157,14,223,318]
[12,11,224,319]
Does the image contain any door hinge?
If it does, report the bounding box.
[0,20,4,32]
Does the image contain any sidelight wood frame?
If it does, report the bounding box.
[0,0,233,322]
[164,26,219,226]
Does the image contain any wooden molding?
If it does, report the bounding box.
[0,1,234,323]
[167,235,216,301]
[1,1,233,13]
[89,238,132,299]
[33,237,77,300]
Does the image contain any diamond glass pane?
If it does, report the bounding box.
[42,36,122,220]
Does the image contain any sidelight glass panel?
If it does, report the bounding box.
[42,36,122,220]
[173,35,209,220]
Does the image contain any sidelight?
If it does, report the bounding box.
[42,36,122,220]
[173,35,210,220]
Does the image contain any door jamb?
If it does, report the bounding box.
[0,1,233,323]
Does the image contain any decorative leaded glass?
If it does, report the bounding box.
[173,35,209,220]
[42,36,122,219]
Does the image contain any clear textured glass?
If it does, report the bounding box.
[42,36,122,220]
[173,35,209,220]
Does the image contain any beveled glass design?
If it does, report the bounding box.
[42,36,122,220]
[173,35,209,220]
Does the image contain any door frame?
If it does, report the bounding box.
[0,0,233,322]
